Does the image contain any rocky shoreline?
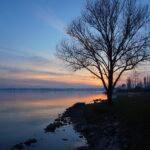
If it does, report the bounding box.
[11,138,37,150]
[45,101,131,150]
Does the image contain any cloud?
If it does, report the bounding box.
[0,78,97,89]
[0,45,53,69]
[36,8,66,33]
[28,55,51,65]
[0,65,68,76]
[0,65,96,79]
[0,45,100,88]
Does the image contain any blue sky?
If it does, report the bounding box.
[0,0,149,88]
[0,0,85,50]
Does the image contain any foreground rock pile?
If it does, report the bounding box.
[11,138,37,150]
[45,102,130,150]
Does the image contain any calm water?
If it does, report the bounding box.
[0,90,106,150]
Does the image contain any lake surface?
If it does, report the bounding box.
[0,89,106,150]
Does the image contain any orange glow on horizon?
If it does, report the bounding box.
[28,93,107,107]
[10,73,102,87]
[4,68,131,88]
[1,93,107,109]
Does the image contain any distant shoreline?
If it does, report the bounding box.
[0,87,104,92]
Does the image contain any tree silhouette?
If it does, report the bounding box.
[57,0,150,103]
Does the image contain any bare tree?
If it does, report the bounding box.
[56,0,150,103]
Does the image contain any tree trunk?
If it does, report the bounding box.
[107,68,113,104]
[107,89,113,104]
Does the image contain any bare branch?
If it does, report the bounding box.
[56,0,150,102]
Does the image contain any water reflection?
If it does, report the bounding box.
[0,90,106,150]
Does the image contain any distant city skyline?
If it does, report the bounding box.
[0,0,150,88]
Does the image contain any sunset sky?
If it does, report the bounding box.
[0,0,150,88]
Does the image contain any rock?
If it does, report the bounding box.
[55,118,61,122]
[45,121,64,132]
[76,146,89,150]
[24,138,37,147]
[12,143,24,150]
[62,138,68,141]
[11,138,37,150]
[79,135,84,138]
[93,99,102,103]
[45,123,57,132]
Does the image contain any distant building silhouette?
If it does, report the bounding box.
[126,75,150,90]
[127,78,132,89]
